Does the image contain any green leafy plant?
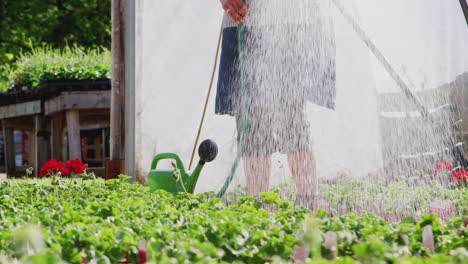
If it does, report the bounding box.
[226,178,466,218]
[0,178,466,263]
[7,45,110,90]
[0,63,13,92]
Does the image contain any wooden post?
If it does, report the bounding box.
[27,129,35,167]
[111,0,126,161]
[82,137,89,161]
[105,159,125,180]
[51,113,64,160]
[108,0,127,179]
[66,110,81,160]
[2,124,15,177]
[125,0,136,180]
[95,135,102,160]
[34,115,49,177]
[102,129,107,166]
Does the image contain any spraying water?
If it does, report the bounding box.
[135,0,468,215]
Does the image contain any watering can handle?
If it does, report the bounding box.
[150,153,187,174]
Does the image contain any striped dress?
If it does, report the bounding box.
[215,0,336,116]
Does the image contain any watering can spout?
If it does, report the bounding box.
[148,139,218,194]
[187,139,218,192]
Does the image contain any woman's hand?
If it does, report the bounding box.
[220,0,248,24]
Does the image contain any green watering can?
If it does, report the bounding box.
[148,139,218,194]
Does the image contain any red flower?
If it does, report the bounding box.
[434,162,453,175]
[39,159,69,177]
[66,159,86,175]
[451,170,468,183]
[119,252,129,264]
[51,67,57,71]
[138,250,147,264]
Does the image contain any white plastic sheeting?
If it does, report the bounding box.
[134,0,468,193]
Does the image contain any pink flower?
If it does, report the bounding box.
[429,207,456,220]
[433,162,453,175]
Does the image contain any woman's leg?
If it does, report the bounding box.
[238,97,275,197]
[287,150,319,210]
[244,155,272,196]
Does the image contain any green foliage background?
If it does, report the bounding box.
[0,0,111,91]
[9,46,111,90]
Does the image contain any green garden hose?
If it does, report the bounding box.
[218,20,249,198]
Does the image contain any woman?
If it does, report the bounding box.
[216,0,336,210]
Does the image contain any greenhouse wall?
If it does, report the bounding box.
[133,0,468,193]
